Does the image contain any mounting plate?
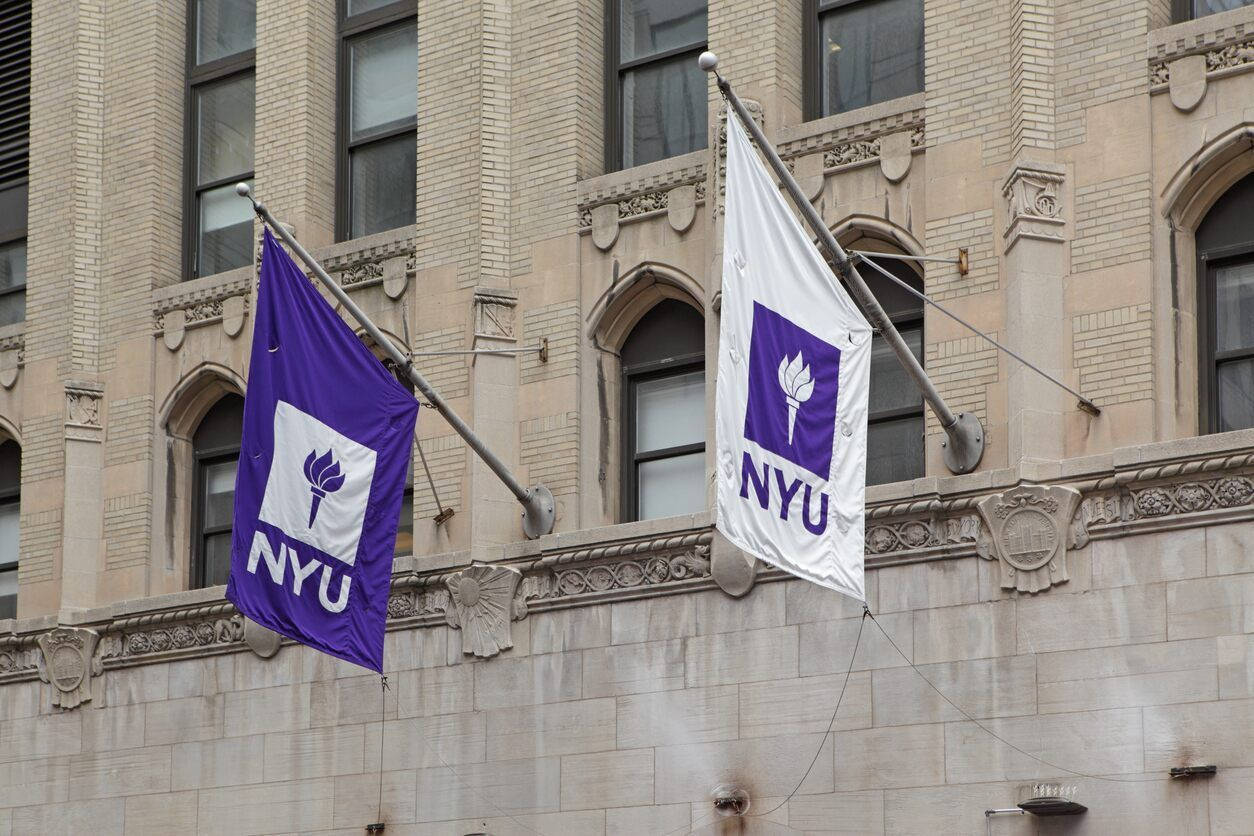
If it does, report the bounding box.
[941,411,985,474]
[521,484,556,539]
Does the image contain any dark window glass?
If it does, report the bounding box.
[186,0,255,279]
[339,5,417,240]
[379,354,416,555]
[196,0,256,65]
[192,395,243,588]
[608,0,707,170]
[1192,0,1254,18]
[622,299,706,521]
[1197,173,1254,434]
[0,3,30,326]
[0,239,26,328]
[0,440,20,620]
[818,0,923,117]
[856,257,925,485]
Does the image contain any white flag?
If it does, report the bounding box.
[714,110,872,601]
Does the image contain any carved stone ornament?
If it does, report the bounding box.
[668,184,696,233]
[222,294,246,338]
[446,564,522,658]
[37,627,102,709]
[243,618,282,659]
[976,485,1082,594]
[65,383,103,431]
[0,347,19,389]
[1002,161,1066,251]
[1168,54,1208,112]
[591,203,620,251]
[879,129,914,183]
[473,288,517,342]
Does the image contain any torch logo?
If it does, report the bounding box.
[777,352,814,445]
[303,449,345,527]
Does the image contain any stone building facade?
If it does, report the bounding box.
[1,0,1254,832]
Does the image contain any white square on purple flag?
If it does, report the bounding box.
[258,400,377,566]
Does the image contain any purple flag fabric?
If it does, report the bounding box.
[226,228,418,672]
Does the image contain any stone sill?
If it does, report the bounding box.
[577,150,708,213]
[1148,4,1254,92]
[776,92,926,158]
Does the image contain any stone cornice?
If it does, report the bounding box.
[775,93,926,165]
[1148,5,1254,89]
[4,434,1254,677]
[576,153,708,232]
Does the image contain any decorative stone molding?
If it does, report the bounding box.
[445,564,522,658]
[0,635,39,681]
[36,627,101,709]
[0,328,23,390]
[321,233,415,301]
[65,381,104,441]
[1149,11,1254,98]
[153,270,252,349]
[577,160,708,251]
[1002,160,1066,251]
[473,287,518,341]
[97,603,245,665]
[976,485,1082,594]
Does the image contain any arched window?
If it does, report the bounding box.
[0,440,19,618]
[191,394,243,588]
[1197,172,1254,434]
[621,299,705,521]
[862,257,925,485]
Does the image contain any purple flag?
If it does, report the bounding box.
[226,228,418,672]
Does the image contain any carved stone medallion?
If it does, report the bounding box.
[36,627,102,710]
[446,564,522,658]
[976,484,1081,594]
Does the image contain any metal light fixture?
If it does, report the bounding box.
[711,784,751,817]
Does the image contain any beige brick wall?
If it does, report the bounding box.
[1072,173,1153,273]
[1073,304,1154,405]
[925,333,1000,432]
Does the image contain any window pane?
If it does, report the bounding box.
[348,0,405,16]
[1193,0,1254,18]
[394,490,413,556]
[0,502,18,567]
[0,241,25,327]
[350,24,418,140]
[869,326,923,416]
[820,0,924,116]
[198,180,253,276]
[622,54,707,168]
[638,451,705,520]
[196,0,256,65]
[196,74,255,185]
[350,134,416,238]
[0,568,15,619]
[202,459,238,529]
[203,532,233,587]
[620,0,706,62]
[1215,261,1254,353]
[867,415,924,485]
[1217,358,1254,432]
[636,370,704,453]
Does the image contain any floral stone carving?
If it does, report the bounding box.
[446,564,522,658]
[37,627,102,709]
[976,485,1081,594]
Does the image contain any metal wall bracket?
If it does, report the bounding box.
[941,412,985,474]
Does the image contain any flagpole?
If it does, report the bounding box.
[700,53,986,475]
[236,184,556,538]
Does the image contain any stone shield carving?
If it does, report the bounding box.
[37,627,102,709]
[976,485,1081,594]
[446,564,522,658]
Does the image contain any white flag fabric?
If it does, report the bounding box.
[714,110,872,601]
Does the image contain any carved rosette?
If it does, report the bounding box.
[1002,162,1066,251]
[37,627,101,710]
[446,564,522,658]
[976,485,1081,594]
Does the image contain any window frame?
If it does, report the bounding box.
[1198,242,1254,433]
[335,0,418,243]
[803,0,924,122]
[621,351,706,523]
[190,441,240,590]
[0,441,19,620]
[0,185,26,326]
[866,312,925,484]
[182,0,256,281]
[603,0,709,172]
[0,1,31,326]
[1172,0,1254,22]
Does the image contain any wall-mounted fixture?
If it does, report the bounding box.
[1170,765,1217,779]
[711,784,750,818]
